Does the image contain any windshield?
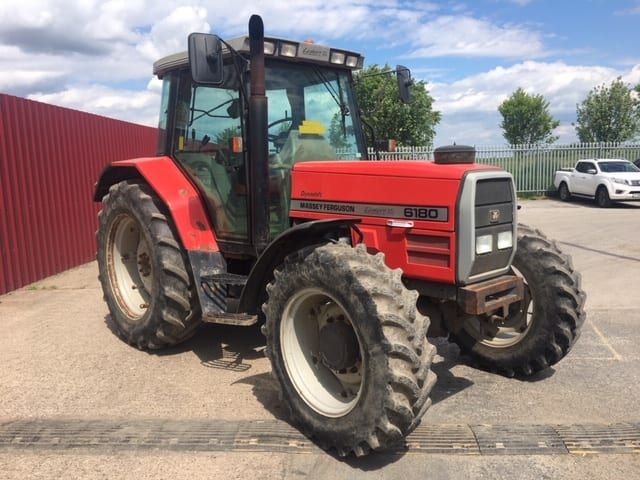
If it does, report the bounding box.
[264,60,365,164]
[598,161,640,173]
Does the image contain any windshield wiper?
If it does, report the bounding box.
[309,67,349,137]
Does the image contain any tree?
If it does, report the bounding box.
[574,78,640,142]
[328,113,353,149]
[354,64,440,146]
[498,88,559,145]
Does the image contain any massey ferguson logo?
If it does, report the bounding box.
[489,209,501,223]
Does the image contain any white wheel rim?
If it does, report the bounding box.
[465,266,534,348]
[280,288,364,418]
[106,214,153,320]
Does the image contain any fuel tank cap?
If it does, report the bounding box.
[433,145,475,164]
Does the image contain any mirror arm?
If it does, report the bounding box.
[360,113,379,160]
[218,38,250,105]
[355,69,395,82]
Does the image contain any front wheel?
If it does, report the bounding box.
[263,242,436,456]
[596,186,611,208]
[97,180,202,349]
[451,224,586,377]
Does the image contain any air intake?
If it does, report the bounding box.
[433,145,475,164]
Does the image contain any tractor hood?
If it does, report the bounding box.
[293,160,496,180]
[290,160,502,233]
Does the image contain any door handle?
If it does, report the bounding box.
[386,220,414,228]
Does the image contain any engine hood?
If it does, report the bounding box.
[290,160,505,233]
[293,160,498,180]
[602,171,640,181]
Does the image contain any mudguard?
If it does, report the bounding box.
[94,157,218,252]
[236,218,361,314]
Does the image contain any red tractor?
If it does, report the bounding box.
[94,15,585,456]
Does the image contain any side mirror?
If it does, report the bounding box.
[188,33,224,85]
[586,168,597,174]
[396,65,412,104]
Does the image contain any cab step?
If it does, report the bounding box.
[202,312,258,326]
[201,273,248,286]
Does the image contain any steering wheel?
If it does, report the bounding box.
[267,117,293,143]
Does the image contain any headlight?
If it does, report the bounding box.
[497,230,513,250]
[476,234,493,255]
[612,177,631,185]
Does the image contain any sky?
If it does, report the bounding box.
[0,0,639,145]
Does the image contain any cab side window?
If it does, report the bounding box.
[172,67,248,242]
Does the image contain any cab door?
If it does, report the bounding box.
[170,67,250,245]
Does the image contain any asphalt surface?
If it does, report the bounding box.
[1,198,639,479]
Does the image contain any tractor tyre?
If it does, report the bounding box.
[263,242,437,457]
[97,180,202,349]
[450,224,586,377]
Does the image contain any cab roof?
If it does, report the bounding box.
[153,35,364,77]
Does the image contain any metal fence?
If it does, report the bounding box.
[0,94,158,295]
[366,143,640,194]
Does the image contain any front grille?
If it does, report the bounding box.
[470,179,515,277]
[631,180,640,186]
[457,172,516,284]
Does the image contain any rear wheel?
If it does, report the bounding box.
[596,186,611,208]
[97,180,201,349]
[263,242,436,456]
[558,182,571,202]
[450,224,586,377]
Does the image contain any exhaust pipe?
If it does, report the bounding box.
[248,14,270,252]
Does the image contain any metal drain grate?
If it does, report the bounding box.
[1,418,639,456]
[555,423,640,454]
[472,424,568,455]
[406,424,479,454]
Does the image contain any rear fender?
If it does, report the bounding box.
[236,219,361,314]
[94,156,218,252]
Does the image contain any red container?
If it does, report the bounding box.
[0,94,158,295]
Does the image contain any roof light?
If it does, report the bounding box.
[345,55,358,68]
[330,51,346,64]
[264,41,275,55]
[280,42,297,57]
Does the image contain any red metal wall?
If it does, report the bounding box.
[0,94,158,295]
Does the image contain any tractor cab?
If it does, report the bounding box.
[153,36,368,253]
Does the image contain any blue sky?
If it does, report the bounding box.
[0,0,638,145]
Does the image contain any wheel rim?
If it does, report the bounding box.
[106,214,153,320]
[464,267,534,348]
[280,288,365,418]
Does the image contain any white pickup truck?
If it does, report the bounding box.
[554,159,640,207]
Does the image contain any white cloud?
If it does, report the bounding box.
[614,3,640,15]
[430,61,640,145]
[136,6,210,61]
[2,0,635,148]
[29,83,160,126]
[408,16,546,58]
[507,0,534,5]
